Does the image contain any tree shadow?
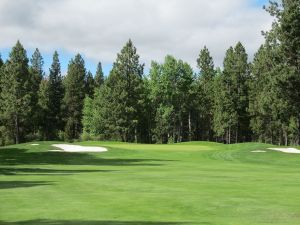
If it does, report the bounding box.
[0,167,115,176]
[0,181,54,189]
[0,148,173,167]
[0,220,196,225]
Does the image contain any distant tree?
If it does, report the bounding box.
[82,95,94,139]
[64,54,86,141]
[0,54,3,93]
[248,0,300,145]
[29,48,44,136]
[267,0,300,145]
[95,62,104,88]
[93,40,145,142]
[0,54,3,68]
[196,46,215,140]
[47,51,64,139]
[0,41,31,144]
[232,42,250,142]
[37,78,50,139]
[85,71,95,98]
[90,85,113,139]
[148,56,195,143]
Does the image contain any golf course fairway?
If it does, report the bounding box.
[1,141,300,225]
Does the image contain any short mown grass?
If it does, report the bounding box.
[1,141,300,225]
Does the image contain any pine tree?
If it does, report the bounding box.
[85,71,95,98]
[48,51,64,139]
[37,78,50,139]
[95,62,104,88]
[196,46,215,140]
[249,0,300,145]
[0,41,31,144]
[103,39,144,142]
[212,43,250,143]
[29,48,44,136]
[0,53,3,93]
[64,54,86,141]
[233,42,250,142]
[0,54,3,68]
[271,0,300,144]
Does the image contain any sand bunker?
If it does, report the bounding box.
[51,144,107,153]
[251,150,266,153]
[30,144,40,146]
[268,148,300,154]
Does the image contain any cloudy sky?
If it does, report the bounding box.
[0,0,273,75]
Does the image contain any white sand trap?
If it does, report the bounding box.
[268,148,300,154]
[30,144,39,146]
[51,144,107,153]
[252,150,266,153]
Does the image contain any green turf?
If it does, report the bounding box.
[1,141,300,225]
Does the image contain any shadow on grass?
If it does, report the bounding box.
[0,148,173,167]
[0,181,54,189]
[0,167,115,176]
[0,220,196,225]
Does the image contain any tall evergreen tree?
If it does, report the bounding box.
[267,0,300,144]
[64,54,86,141]
[249,0,300,145]
[95,62,104,88]
[233,42,250,142]
[101,40,144,142]
[212,43,249,144]
[85,71,95,98]
[196,46,215,140]
[212,67,236,144]
[47,51,64,139]
[37,78,50,139]
[29,48,44,136]
[0,41,31,144]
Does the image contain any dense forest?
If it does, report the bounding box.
[0,0,299,146]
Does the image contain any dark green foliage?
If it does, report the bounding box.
[0,41,31,144]
[249,0,300,145]
[85,71,95,98]
[105,40,144,142]
[47,51,64,139]
[29,48,44,136]
[37,79,50,139]
[64,54,86,141]
[0,54,3,68]
[1,1,299,146]
[83,40,145,142]
[95,62,104,88]
[213,43,250,143]
[196,46,215,140]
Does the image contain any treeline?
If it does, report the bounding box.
[0,0,299,146]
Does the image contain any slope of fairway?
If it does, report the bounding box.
[1,141,300,225]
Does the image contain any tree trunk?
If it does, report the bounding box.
[228,127,231,144]
[15,115,20,144]
[284,130,288,146]
[188,111,192,142]
[134,127,137,143]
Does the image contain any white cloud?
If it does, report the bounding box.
[0,0,273,69]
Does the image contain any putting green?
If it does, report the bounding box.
[1,141,300,225]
